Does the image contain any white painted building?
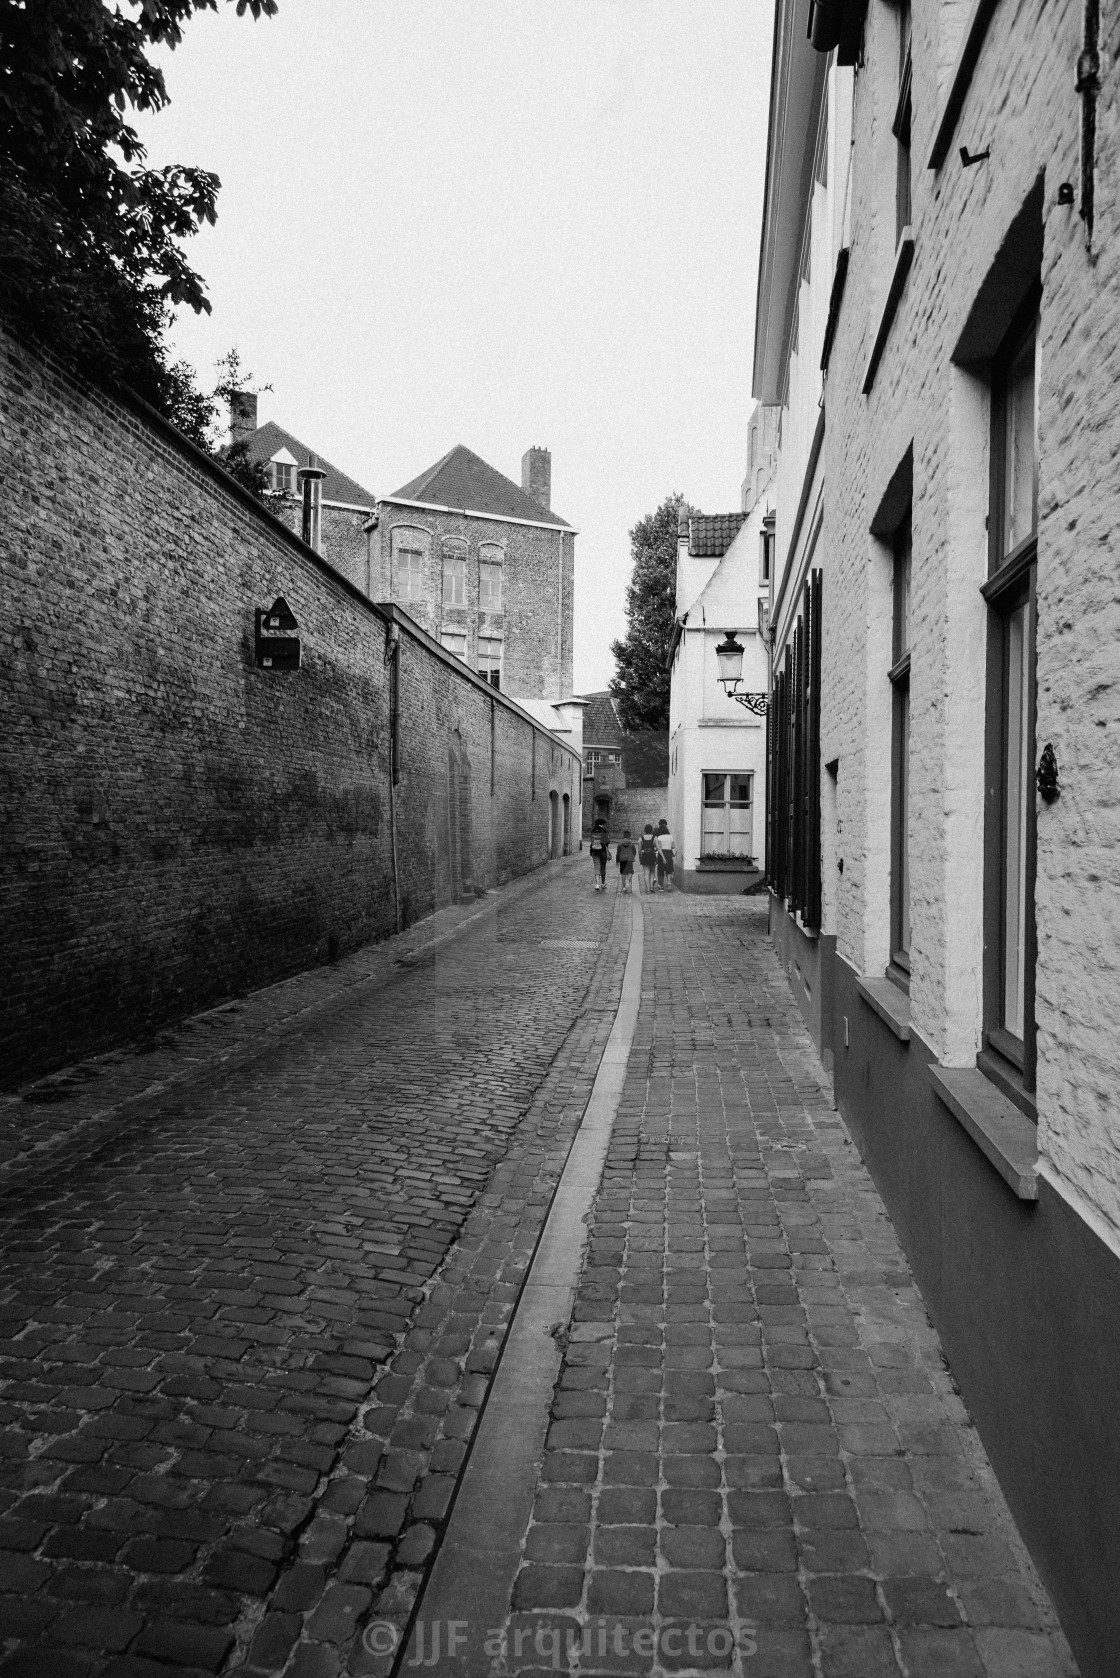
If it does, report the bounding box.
[756,0,1120,1667]
[667,470,773,893]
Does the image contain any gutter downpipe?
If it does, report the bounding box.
[387,621,402,934]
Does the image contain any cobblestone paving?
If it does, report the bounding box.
[504,896,1077,1678]
[0,860,631,1677]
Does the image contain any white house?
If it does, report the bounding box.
[667,455,774,893]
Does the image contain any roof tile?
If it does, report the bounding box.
[243,421,376,508]
[388,444,569,528]
[688,513,747,557]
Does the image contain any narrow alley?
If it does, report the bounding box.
[0,863,1075,1678]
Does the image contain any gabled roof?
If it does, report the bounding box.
[576,691,626,747]
[688,513,747,557]
[243,422,376,508]
[388,445,569,528]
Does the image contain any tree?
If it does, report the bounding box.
[0,0,276,420]
[610,494,685,732]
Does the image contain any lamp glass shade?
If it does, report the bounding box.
[715,632,745,688]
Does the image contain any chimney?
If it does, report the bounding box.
[521,446,551,512]
[229,391,257,447]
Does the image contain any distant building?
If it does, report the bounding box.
[371,445,575,704]
[576,690,669,840]
[666,473,772,892]
[231,394,376,594]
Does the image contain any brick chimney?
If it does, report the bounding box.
[521,446,551,512]
[229,391,257,448]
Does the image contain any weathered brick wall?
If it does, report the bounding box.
[0,328,580,1088]
[374,506,575,701]
[823,0,1120,1233]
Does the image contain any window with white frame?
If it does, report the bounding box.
[982,297,1040,1105]
[894,0,913,242]
[391,527,429,602]
[585,749,622,776]
[478,634,502,690]
[443,544,467,608]
[479,544,504,611]
[272,461,295,494]
[701,773,753,857]
[440,629,467,660]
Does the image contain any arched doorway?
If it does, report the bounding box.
[549,789,560,859]
[562,792,571,855]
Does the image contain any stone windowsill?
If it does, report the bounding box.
[930,1065,1039,1201]
[862,229,916,395]
[856,974,911,1042]
[696,860,761,873]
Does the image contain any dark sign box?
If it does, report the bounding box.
[255,596,301,671]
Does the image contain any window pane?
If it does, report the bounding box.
[1002,601,1031,1038]
[443,554,466,607]
[479,561,503,611]
[1003,330,1037,556]
[703,774,727,805]
[729,775,752,806]
[898,684,910,957]
[894,521,912,660]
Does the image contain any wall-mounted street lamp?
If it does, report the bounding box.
[715,631,769,715]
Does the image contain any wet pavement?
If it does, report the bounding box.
[0,863,1077,1676]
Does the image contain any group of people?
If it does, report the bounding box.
[588,819,674,895]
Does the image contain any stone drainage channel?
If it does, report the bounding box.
[390,892,645,1676]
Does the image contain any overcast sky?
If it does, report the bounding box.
[138,1,774,694]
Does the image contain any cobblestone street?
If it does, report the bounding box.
[0,866,1077,1677]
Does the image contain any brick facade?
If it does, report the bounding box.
[373,503,575,704]
[0,327,581,1088]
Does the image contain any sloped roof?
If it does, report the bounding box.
[243,421,376,508]
[388,444,569,528]
[576,691,626,747]
[688,512,747,557]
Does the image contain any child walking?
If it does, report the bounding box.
[616,829,636,894]
[638,824,658,893]
[654,819,675,890]
[589,820,611,892]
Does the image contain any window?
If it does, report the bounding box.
[702,773,753,857]
[889,507,912,978]
[440,629,467,660]
[585,749,621,777]
[391,527,429,602]
[478,635,502,690]
[767,567,823,927]
[443,549,467,608]
[760,518,775,585]
[982,301,1039,1104]
[894,0,913,242]
[479,545,504,611]
[272,461,295,494]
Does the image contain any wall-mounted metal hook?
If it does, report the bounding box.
[960,145,991,167]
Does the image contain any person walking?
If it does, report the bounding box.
[654,818,675,891]
[638,824,658,893]
[589,820,611,892]
[616,829,636,894]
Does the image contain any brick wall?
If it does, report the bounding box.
[374,505,575,702]
[0,328,581,1088]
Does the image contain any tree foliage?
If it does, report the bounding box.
[609,494,685,732]
[0,0,276,427]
